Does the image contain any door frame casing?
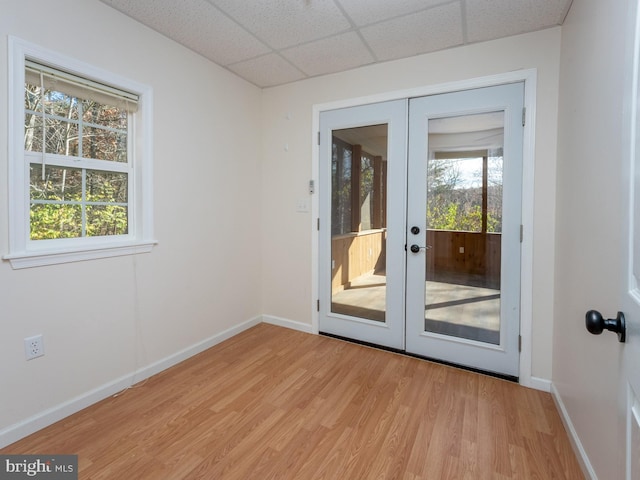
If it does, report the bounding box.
[311,69,542,390]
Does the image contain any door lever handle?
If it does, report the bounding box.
[585,310,626,343]
[409,244,432,253]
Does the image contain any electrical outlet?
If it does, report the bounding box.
[24,335,44,360]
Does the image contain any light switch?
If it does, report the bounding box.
[296,199,310,213]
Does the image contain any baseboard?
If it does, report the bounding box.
[261,314,315,334]
[550,383,597,480]
[0,316,262,449]
[521,375,552,392]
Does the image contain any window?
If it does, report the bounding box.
[331,137,352,235]
[6,37,155,268]
[427,149,503,233]
[331,127,387,236]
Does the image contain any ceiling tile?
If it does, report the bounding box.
[466,0,567,43]
[281,32,375,77]
[209,0,351,49]
[336,0,447,26]
[100,0,269,65]
[361,2,463,62]
[227,54,306,88]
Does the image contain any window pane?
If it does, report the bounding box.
[24,84,41,112]
[46,119,79,156]
[330,124,388,323]
[82,126,127,162]
[331,139,352,235]
[487,151,503,233]
[25,83,128,162]
[24,83,79,119]
[30,164,82,201]
[86,170,128,203]
[86,205,128,236]
[427,157,484,232]
[45,89,79,119]
[81,100,128,129]
[30,203,82,240]
[24,115,80,156]
[24,113,43,152]
[360,154,374,231]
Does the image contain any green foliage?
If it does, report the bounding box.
[428,201,502,233]
[427,156,502,233]
[30,204,80,240]
[30,173,128,240]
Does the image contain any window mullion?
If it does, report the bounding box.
[482,155,488,233]
[127,112,134,236]
[81,168,87,237]
[78,99,83,159]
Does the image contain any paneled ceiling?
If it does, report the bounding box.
[99,0,573,88]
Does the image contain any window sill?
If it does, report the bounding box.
[3,240,158,269]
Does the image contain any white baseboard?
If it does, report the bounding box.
[550,383,597,480]
[0,316,262,449]
[261,314,315,334]
[520,375,552,392]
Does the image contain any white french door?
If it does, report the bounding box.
[318,83,524,378]
[318,100,407,349]
[405,83,524,377]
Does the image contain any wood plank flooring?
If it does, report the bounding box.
[1,324,584,479]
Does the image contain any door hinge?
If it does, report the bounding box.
[522,107,526,127]
[518,335,522,352]
[317,218,320,231]
[317,131,320,145]
[520,224,524,243]
[317,299,320,312]
[309,179,315,194]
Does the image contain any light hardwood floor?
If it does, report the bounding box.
[1,324,584,479]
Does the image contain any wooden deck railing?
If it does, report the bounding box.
[331,229,501,293]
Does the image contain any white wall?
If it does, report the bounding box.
[554,0,630,478]
[261,28,562,381]
[0,0,263,445]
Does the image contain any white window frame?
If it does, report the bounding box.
[5,37,156,269]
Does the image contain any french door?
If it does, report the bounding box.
[318,100,407,349]
[318,83,524,377]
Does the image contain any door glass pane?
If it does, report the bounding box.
[425,112,504,344]
[330,124,388,322]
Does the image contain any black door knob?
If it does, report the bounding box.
[585,310,626,343]
[411,226,420,235]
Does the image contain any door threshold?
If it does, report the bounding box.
[319,331,518,383]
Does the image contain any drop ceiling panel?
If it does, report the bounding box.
[466,0,568,43]
[210,0,352,49]
[361,3,464,62]
[282,32,375,77]
[337,0,448,26]
[228,54,306,88]
[100,0,269,65]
